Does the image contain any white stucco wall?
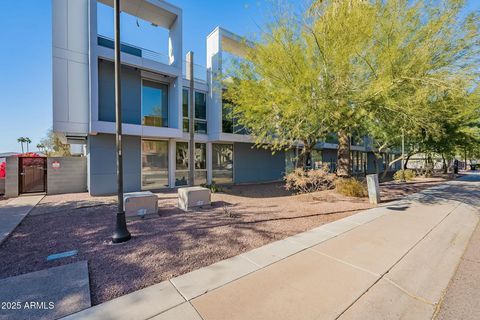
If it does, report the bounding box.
[52,0,90,135]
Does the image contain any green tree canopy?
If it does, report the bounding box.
[223,0,480,176]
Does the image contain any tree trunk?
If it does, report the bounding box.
[403,154,412,170]
[336,129,350,177]
[302,142,312,170]
[302,149,312,169]
[381,157,389,180]
[441,154,447,174]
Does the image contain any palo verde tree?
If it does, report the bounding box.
[223,0,479,177]
[224,0,377,174]
[364,0,480,175]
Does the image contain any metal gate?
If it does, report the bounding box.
[19,157,47,194]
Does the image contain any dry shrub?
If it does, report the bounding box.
[285,164,336,194]
[335,178,367,197]
[393,169,416,182]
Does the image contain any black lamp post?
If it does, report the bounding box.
[187,51,195,186]
[112,0,131,244]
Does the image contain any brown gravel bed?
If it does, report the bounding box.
[0,176,454,305]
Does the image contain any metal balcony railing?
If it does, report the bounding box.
[182,61,209,82]
[97,35,170,65]
[98,36,210,81]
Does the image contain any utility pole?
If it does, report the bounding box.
[112,0,131,244]
[186,52,195,186]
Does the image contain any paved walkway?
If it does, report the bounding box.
[63,174,480,320]
[436,202,480,320]
[0,195,44,245]
[0,261,91,320]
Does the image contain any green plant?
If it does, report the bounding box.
[393,169,416,182]
[285,164,336,194]
[335,178,367,198]
[201,181,223,193]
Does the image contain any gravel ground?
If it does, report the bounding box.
[0,176,454,305]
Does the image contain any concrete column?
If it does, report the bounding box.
[5,156,19,198]
[206,29,223,139]
[366,174,381,205]
[168,139,176,188]
[168,12,183,68]
[168,13,183,131]
[206,142,213,184]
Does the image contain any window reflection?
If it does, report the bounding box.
[212,144,233,183]
[175,142,207,186]
[182,89,208,134]
[142,80,168,127]
[141,140,168,190]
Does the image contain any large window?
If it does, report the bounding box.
[222,94,249,135]
[175,142,189,186]
[195,92,207,134]
[142,140,168,190]
[182,89,207,134]
[175,142,207,186]
[182,89,189,132]
[142,80,168,127]
[212,144,233,184]
[195,143,207,185]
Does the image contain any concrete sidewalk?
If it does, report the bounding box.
[436,205,480,320]
[0,195,44,245]
[64,174,480,320]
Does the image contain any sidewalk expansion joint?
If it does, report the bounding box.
[309,249,380,278]
[169,279,189,302]
[334,201,462,320]
[188,301,205,320]
[145,300,185,320]
[145,301,205,320]
[383,277,434,305]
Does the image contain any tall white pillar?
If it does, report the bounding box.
[168,139,176,188]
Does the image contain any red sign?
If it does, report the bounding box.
[52,161,61,169]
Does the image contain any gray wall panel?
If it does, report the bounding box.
[88,134,141,195]
[5,157,18,198]
[233,143,285,184]
[47,157,87,194]
[98,60,141,125]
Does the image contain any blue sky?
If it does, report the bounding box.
[0,0,478,153]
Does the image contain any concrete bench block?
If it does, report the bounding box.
[123,191,158,218]
[178,187,211,211]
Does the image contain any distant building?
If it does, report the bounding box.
[0,152,19,158]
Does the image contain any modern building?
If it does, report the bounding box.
[52,0,400,196]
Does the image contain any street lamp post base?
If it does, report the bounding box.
[112,212,131,244]
[112,232,131,244]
